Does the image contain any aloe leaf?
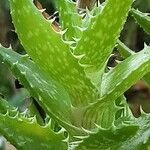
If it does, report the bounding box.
[0,46,84,135]
[74,0,132,87]
[58,0,82,40]
[10,0,97,107]
[117,40,150,92]
[100,45,150,100]
[83,45,150,128]
[0,100,68,150]
[74,114,150,150]
[132,9,150,35]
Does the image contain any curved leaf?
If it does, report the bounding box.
[10,0,97,107]
[74,0,132,87]
[83,45,150,128]
[117,40,150,98]
[132,9,150,35]
[101,45,150,99]
[0,101,68,150]
[0,46,83,135]
[74,114,150,150]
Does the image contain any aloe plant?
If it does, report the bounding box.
[0,0,150,149]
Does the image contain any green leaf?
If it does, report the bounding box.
[83,45,150,128]
[74,0,132,87]
[117,40,135,58]
[58,0,82,40]
[10,0,97,107]
[0,46,82,135]
[132,9,150,35]
[117,40,150,93]
[0,101,68,150]
[84,100,120,129]
[101,45,150,99]
[74,114,150,150]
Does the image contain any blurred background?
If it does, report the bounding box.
[0,0,150,149]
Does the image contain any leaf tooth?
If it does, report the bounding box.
[12,61,19,66]
[62,135,69,143]
[140,106,147,116]
[69,140,83,146]
[5,110,9,116]
[38,8,46,13]
[63,40,76,46]
[18,141,27,147]
[57,128,66,134]
[94,123,104,130]
[72,37,81,42]
[85,8,94,18]
[78,11,86,18]
[21,54,30,59]
[44,119,52,128]
[20,109,28,117]
[75,26,87,32]
[73,135,89,140]
[11,110,19,118]
[144,42,150,50]
[107,66,114,70]
[49,11,59,19]
[70,46,76,51]
[123,120,135,125]
[81,127,96,134]
[8,44,13,50]
[48,16,57,23]
[58,28,68,35]
[20,71,26,76]
[78,62,93,68]
[115,59,122,64]
[73,53,85,60]
[31,115,37,123]
[27,116,37,124]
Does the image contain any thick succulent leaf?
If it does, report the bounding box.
[132,9,150,35]
[0,101,68,150]
[101,45,150,99]
[83,45,150,128]
[10,0,97,107]
[58,0,82,40]
[74,0,132,87]
[0,46,83,135]
[117,40,150,93]
[73,125,138,150]
[74,114,150,150]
